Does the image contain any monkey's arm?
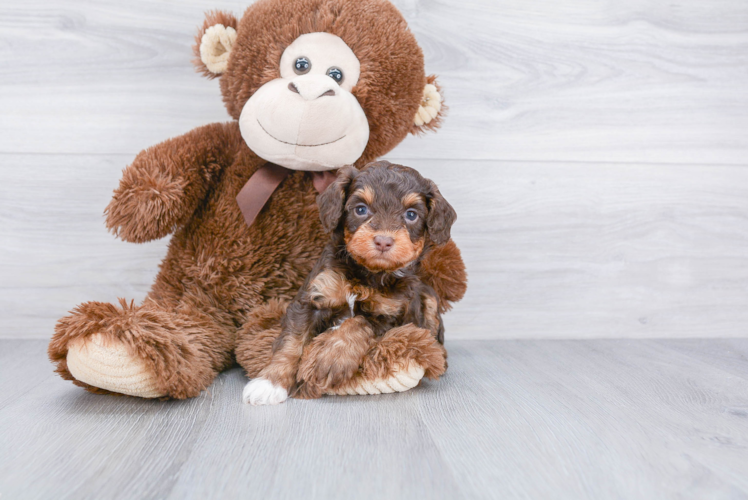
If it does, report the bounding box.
[105,122,242,243]
[419,239,468,313]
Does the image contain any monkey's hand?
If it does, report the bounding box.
[418,239,468,313]
[105,122,240,243]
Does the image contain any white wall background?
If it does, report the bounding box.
[1,0,747,339]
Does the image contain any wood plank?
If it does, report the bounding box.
[418,339,748,499]
[0,340,54,411]
[0,153,168,339]
[3,154,747,339]
[0,373,216,499]
[1,339,746,499]
[402,158,748,339]
[0,0,746,163]
[652,338,748,381]
[166,371,462,500]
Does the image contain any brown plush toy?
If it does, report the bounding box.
[48,0,467,401]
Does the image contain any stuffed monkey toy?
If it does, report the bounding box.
[48,0,467,401]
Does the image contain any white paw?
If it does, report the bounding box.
[242,377,288,405]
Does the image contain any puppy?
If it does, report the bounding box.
[243,160,456,405]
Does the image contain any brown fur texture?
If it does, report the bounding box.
[49,0,466,399]
[233,298,288,378]
[295,316,375,398]
[364,324,447,380]
[105,122,243,243]
[419,240,468,313]
[259,333,305,390]
[49,297,234,399]
[333,324,447,395]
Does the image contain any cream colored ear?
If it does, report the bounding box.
[199,24,237,75]
[414,83,443,127]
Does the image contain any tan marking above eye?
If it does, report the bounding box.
[402,192,424,207]
[352,186,375,206]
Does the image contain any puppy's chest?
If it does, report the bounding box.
[308,269,412,321]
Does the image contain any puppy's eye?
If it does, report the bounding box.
[294,57,311,74]
[405,209,418,221]
[326,67,344,84]
[354,205,368,216]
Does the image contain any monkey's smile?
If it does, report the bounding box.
[257,119,346,147]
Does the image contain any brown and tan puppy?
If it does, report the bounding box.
[244,161,454,404]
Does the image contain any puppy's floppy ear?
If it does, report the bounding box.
[192,10,239,78]
[426,181,457,245]
[317,166,359,233]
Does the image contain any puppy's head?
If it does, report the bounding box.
[317,160,456,272]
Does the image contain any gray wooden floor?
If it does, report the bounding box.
[1,339,747,499]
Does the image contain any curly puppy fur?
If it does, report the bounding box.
[258,161,455,398]
[296,316,375,399]
[49,0,466,399]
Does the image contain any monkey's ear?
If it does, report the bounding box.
[192,10,239,78]
[411,75,446,134]
[426,180,457,245]
[317,166,359,233]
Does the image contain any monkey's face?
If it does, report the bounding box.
[239,33,370,172]
[194,0,447,170]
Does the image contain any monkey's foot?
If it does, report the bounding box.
[325,362,425,396]
[67,334,166,398]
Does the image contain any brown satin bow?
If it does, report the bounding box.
[235,164,338,227]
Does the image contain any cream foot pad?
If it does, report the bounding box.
[326,363,425,396]
[66,334,166,398]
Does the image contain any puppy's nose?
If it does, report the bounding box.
[373,235,395,252]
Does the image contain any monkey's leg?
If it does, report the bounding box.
[49,298,234,399]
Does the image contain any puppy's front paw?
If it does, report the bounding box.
[316,352,360,389]
[242,377,288,405]
[298,339,361,393]
[297,317,373,394]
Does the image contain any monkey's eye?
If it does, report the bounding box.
[405,209,418,222]
[326,67,344,84]
[294,57,311,74]
[354,205,368,216]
